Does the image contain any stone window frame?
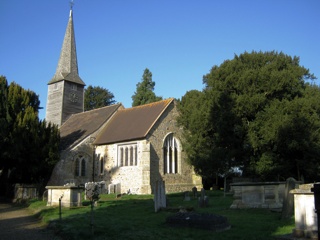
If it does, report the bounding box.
[163,133,181,175]
[117,142,138,167]
[74,154,87,177]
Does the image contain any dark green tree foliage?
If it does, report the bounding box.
[132,68,162,107]
[248,84,320,180]
[0,76,60,195]
[84,85,115,111]
[178,51,318,181]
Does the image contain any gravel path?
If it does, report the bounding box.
[0,203,61,240]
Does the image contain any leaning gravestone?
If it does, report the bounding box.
[281,177,297,219]
[154,180,166,212]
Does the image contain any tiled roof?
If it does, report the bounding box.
[94,98,174,145]
[60,103,122,150]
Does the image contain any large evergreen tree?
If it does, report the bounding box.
[84,85,115,111]
[131,68,162,106]
[178,51,319,182]
[0,76,60,196]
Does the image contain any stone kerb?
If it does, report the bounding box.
[46,185,84,207]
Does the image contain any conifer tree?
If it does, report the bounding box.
[131,68,162,107]
[0,77,60,196]
[84,85,115,111]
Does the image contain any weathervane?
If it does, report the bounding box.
[70,0,74,10]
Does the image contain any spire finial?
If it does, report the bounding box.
[70,0,74,10]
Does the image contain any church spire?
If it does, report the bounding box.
[48,5,85,86]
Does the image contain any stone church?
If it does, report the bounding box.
[46,8,202,194]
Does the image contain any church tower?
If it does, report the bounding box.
[46,7,85,127]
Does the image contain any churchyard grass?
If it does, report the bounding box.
[29,190,294,240]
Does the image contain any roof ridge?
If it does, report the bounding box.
[121,98,174,112]
[83,103,123,114]
[60,103,122,127]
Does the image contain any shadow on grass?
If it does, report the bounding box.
[34,191,294,240]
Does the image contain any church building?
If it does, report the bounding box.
[46,7,202,194]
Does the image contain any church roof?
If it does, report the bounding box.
[48,9,85,86]
[94,98,174,145]
[60,103,122,150]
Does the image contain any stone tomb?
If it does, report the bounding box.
[14,184,38,201]
[46,186,84,207]
[290,183,317,238]
[230,182,285,209]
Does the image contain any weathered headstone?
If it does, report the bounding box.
[192,186,198,198]
[281,177,297,219]
[198,188,209,208]
[183,191,191,201]
[154,180,166,212]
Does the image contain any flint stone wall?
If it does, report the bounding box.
[95,101,202,195]
[48,136,94,186]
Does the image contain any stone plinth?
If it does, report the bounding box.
[46,186,84,207]
[230,182,285,209]
[290,183,317,238]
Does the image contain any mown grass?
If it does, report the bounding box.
[28,190,294,240]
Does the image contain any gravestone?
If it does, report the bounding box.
[281,177,297,219]
[184,191,191,201]
[192,186,198,198]
[154,180,166,212]
[290,183,317,238]
[198,188,209,208]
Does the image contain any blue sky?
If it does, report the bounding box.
[1,0,319,120]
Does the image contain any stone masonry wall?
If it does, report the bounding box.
[48,136,94,186]
[96,140,151,194]
[147,101,202,193]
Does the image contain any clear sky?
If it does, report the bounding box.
[1,0,319,120]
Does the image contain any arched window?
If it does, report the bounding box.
[75,155,86,177]
[81,159,86,176]
[163,134,180,174]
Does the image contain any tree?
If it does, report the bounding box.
[178,51,318,182]
[248,84,320,180]
[84,85,115,111]
[0,77,60,196]
[131,68,162,107]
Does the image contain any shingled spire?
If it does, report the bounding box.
[48,8,85,85]
[46,5,85,127]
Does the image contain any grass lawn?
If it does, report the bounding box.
[28,190,294,240]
